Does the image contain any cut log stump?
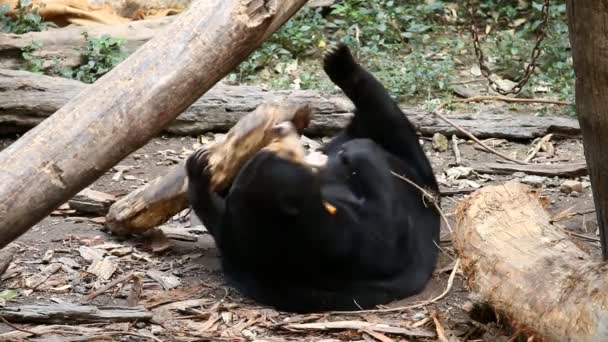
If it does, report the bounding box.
[453,181,608,341]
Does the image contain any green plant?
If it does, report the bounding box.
[69,32,126,84]
[21,41,44,73]
[1,0,52,34]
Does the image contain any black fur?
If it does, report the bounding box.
[186,44,440,313]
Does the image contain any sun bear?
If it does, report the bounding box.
[186,43,440,313]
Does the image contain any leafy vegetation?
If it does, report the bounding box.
[1,0,53,34]
[230,0,573,105]
[20,41,44,73]
[67,32,127,84]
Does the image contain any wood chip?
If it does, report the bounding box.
[25,263,61,289]
[79,245,106,263]
[87,257,117,280]
[146,270,181,290]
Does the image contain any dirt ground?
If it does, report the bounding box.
[0,124,598,341]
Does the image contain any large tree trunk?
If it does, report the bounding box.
[0,0,309,250]
[0,69,581,139]
[567,1,608,259]
[454,181,608,341]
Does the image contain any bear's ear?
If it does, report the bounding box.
[291,104,312,134]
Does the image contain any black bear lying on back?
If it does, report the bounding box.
[186,44,440,313]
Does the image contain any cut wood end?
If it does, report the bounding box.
[106,195,189,236]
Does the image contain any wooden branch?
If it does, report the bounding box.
[471,162,587,177]
[0,0,310,250]
[0,69,581,139]
[0,17,174,71]
[0,304,152,324]
[106,162,189,235]
[453,181,608,340]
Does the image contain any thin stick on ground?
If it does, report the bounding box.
[328,258,461,315]
[452,95,571,106]
[430,95,570,165]
[525,133,553,162]
[82,272,136,303]
[431,311,450,342]
[432,103,526,165]
[390,171,453,233]
[0,315,38,336]
[452,134,462,166]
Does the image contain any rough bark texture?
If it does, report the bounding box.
[0,17,174,71]
[0,0,309,250]
[0,69,581,139]
[454,181,608,341]
[0,304,152,324]
[567,1,608,259]
[106,162,189,235]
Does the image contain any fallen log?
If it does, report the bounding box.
[471,162,588,177]
[0,0,309,250]
[0,16,174,71]
[0,303,152,324]
[453,181,608,341]
[0,69,581,139]
[0,69,352,136]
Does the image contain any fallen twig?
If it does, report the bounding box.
[82,272,136,303]
[391,171,453,233]
[472,162,587,178]
[452,95,571,106]
[0,315,38,336]
[525,133,553,162]
[432,102,526,165]
[552,207,596,223]
[451,134,462,166]
[431,311,449,342]
[328,258,461,315]
[431,95,570,165]
[284,320,434,337]
[363,329,396,342]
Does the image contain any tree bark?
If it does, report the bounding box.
[0,0,309,250]
[0,16,174,71]
[454,181,608,341]
[0,304,152,324]
[0,69,581,139]
[106,162,189,235]
[567,1,608,259]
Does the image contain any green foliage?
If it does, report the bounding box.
[1,0,53,34]
[21,41,44,73]
[231,0,572,104]
[68,32,127,84]
[232,1,453,100]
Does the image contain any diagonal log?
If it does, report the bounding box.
[0,0,309,250]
